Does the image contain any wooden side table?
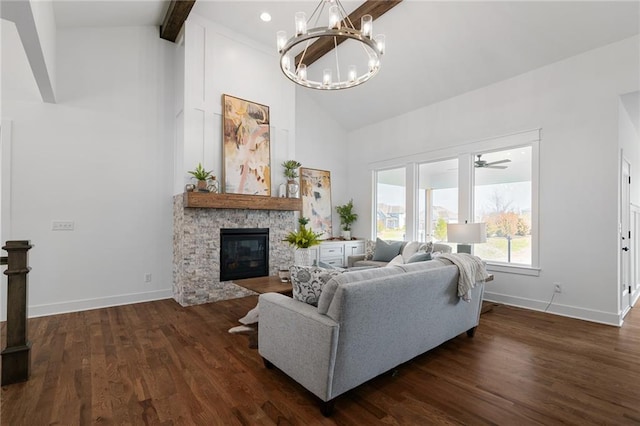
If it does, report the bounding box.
[231,275,292,349]
[233,275,292,296]
[481,274,495,314]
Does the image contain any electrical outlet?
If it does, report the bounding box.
[144,273,152,283]
[52,221,74,231]
[554,283,562,293]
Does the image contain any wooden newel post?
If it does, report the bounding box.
[1,240,33,385]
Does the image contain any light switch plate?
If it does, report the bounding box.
[52,221,74,231]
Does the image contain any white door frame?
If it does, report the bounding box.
[621,155,632,319]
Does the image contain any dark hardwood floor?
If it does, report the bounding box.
[1,297,639,425]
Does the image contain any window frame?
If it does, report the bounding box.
[369,129,540,276]
[372,166,409,241]
[472,144,538,270]
[416,157,460,244]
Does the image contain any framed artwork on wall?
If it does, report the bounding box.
[222,94,271,196]
[300,167,332,239]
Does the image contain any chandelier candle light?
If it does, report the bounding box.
[276,0,386,90]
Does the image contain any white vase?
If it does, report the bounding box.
[295,248,311,266]
[286,179,300,198]
[341,230,351,240]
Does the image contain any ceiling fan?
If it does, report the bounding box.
[474,154,511,169]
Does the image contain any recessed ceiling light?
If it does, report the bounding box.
[260,12,272,22]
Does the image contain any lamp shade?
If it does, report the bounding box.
[447,223,487,244]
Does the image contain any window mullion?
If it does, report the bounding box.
[458,153,473,224]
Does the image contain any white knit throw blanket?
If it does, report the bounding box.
[437,253,489,301]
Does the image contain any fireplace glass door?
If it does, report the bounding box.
[220,228,269,281]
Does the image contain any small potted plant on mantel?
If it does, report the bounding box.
[335,199,358,240]
[282,160,302,198]
[188,163,213,192]
[284,217,322,266]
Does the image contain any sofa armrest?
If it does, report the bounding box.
[258,293,339,401]
[347,254,366,267]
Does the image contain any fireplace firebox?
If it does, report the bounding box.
[220,228,269,281]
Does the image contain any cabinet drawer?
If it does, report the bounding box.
[320,245,344,257]
[321,257,344,267]
[345,242,365,256]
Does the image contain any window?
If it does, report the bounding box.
[474,146,532,265]
[375,168,406,240]
[370,130,539,273]
[418,159,458,246]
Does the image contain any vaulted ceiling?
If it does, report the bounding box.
[43,1,640,131]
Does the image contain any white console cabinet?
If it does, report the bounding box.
[313,240,365,268]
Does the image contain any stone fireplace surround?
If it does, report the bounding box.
[173,195,296,306]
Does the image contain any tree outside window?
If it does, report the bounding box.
[474,147,532,265]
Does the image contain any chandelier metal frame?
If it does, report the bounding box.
[277,0,385,90]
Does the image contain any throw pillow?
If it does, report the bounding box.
[418,241,434,253]
[401,241,421,263]
[372,238,404,262]
[386,254,405,266]
[363,239,377,260]
[407,252,432,263]
[290,265,344,307]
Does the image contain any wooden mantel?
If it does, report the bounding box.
[184,192,302,211]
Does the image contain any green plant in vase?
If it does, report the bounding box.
[335,199,358,240]
[284,217,322,266]
[282,160,302,198]
[188,163,213,191]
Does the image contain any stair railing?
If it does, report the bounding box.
[1,240,33,385]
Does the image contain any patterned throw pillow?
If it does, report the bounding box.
[364,239,377,260]
[290,265,344,306]
[418,241,434,253]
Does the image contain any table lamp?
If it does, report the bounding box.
[447,222,486,254]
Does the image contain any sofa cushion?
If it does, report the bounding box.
[407,252,432,263]
[387,254,405,266]
[290,265,344,307]
[352,260,388,268]
[401,241,422,262]
[317,266,405,314]
[395,259,449,274]
[372,239,404,262]
[433,242,452,253]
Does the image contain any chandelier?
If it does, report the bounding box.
[276,0,386,90]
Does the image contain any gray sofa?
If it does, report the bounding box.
[258,260,484,415]
[348,241,453,268]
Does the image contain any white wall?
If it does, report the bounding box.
[347,36,640,325]
[2,26,175,318]
[295,89,350,236]
[177,14,296,196]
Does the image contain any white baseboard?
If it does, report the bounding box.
[484,291,622,327]
[27,289,174,318]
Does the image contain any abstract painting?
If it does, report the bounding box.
[300,168,332,239]
[222,94,271,196]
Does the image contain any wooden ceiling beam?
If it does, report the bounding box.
[294,0,402,67]
[160,0,196,43]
